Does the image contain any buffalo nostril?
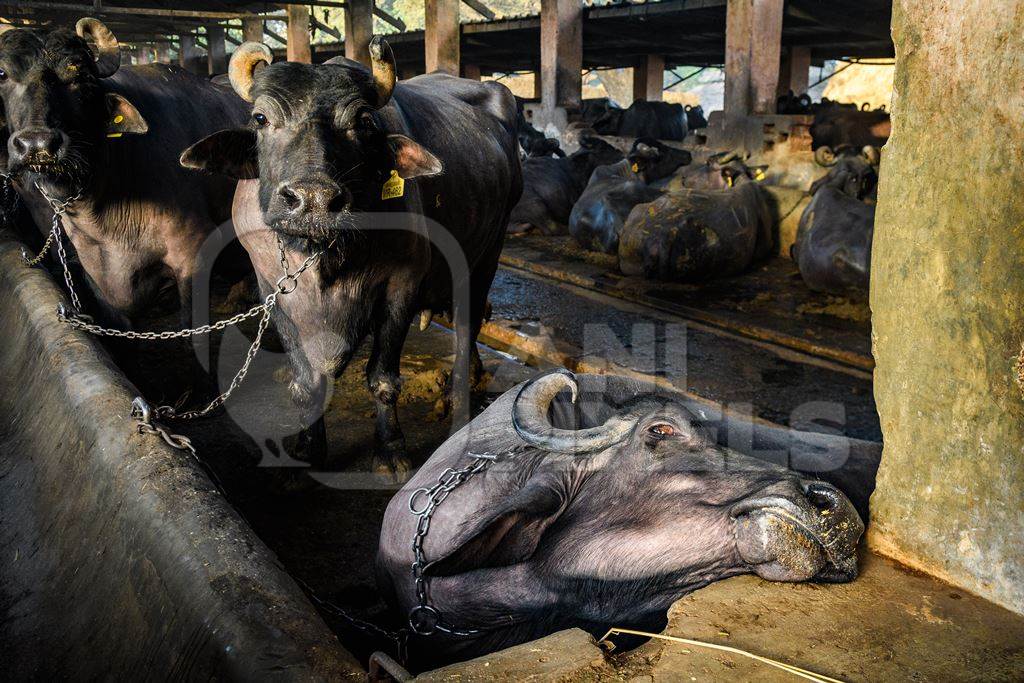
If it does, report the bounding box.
[803,481,841,512]
[279,186,302,212]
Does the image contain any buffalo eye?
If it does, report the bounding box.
[252,112,269,128]
[0,68,6,82]
[648,423,676,438]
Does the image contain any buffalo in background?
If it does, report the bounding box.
[508,136,623,235]
[619,155,774,282]
[569,139,692,254]
[592,100,689,141]
[792,146,880,293]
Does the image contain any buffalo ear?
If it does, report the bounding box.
[423,483,566,577]
[180,129,259,180]
[388,134,443,179]
[105,93,148,136]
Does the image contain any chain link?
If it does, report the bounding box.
[21,227,56,267]
[407,451,501,637]
[29,185,335,422]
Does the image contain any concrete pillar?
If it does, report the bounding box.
[750,0,783,114]
[344,0,373,65]
[540,0,582,110]
[461,63,481,80]
[533,70,542,100]
[777,46,811,96]
[633,54,665,102]
[870,0,1024,617]
[178,34,203,74]
[425,0,460,75]
[206,24,227,75]
[286,5,312,63]
[155,42,171,63]
[242,16,264,43]
[724,0,783,137]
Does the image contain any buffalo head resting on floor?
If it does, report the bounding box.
[377,370,866,667]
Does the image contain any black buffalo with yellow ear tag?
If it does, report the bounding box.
[105,93,148,138]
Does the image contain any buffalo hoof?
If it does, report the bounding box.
[373,438,412,482]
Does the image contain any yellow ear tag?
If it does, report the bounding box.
[631,162,639,173]
[726,174,734,187]
[382,170,405,200]
[107,114,125,138]
[107,133,123,138]
[113,114,124,124]
[754,168,766,181]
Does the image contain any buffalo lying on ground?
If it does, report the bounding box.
[182,40,522,472]
[656,150,757,192]
[684,103,709,131]
[508,136,623,235]
[619,157,773,281]
[569,139,692,254]
[514,98,564,158]
[0,19,248,325]
[377,371,869,668]
[593,100,689,141]
[810,105,890,152]
[792,147,880,293]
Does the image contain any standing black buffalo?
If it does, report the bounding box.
[181,40,522,473]
[593,100,688,141]
[792,147,880,293]
[569,139,692,254]
[377,371,869,668]
[507,136,623,235]
[619,158,773,281]
[0,19,247,325]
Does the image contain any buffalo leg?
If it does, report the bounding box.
[366,300,415,476]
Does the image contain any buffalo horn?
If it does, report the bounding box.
[76,18,120,78]
[862,145,881,166]
[814,145,838,167]
[368,36,396,108]
[229,42,273,103]
[419,309,432,331]
[512,370,652,455]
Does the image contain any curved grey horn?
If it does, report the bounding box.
[368,36,396,108]
[229,42,273,102]
[0,23,21,35]
[814,145,837,167]
[512,370,644,455]
[76,18,120,78]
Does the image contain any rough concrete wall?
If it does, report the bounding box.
[869,0,1024,613]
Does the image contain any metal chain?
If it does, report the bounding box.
[406,452,501,637]
[21,227,56,267]
[28,185,335,422]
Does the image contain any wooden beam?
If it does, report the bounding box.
[2,2,263,21]
[425,0,459,75]
[462,0,495,21]
[206,24,227,75]
[263,26,288,46]
[724,0,752,134]
[540,0,582,110]
[286,5,312,63]
[344,0,372,65]
[373,6,406,32]
[311,14,341,41]
[633,54,664,102]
